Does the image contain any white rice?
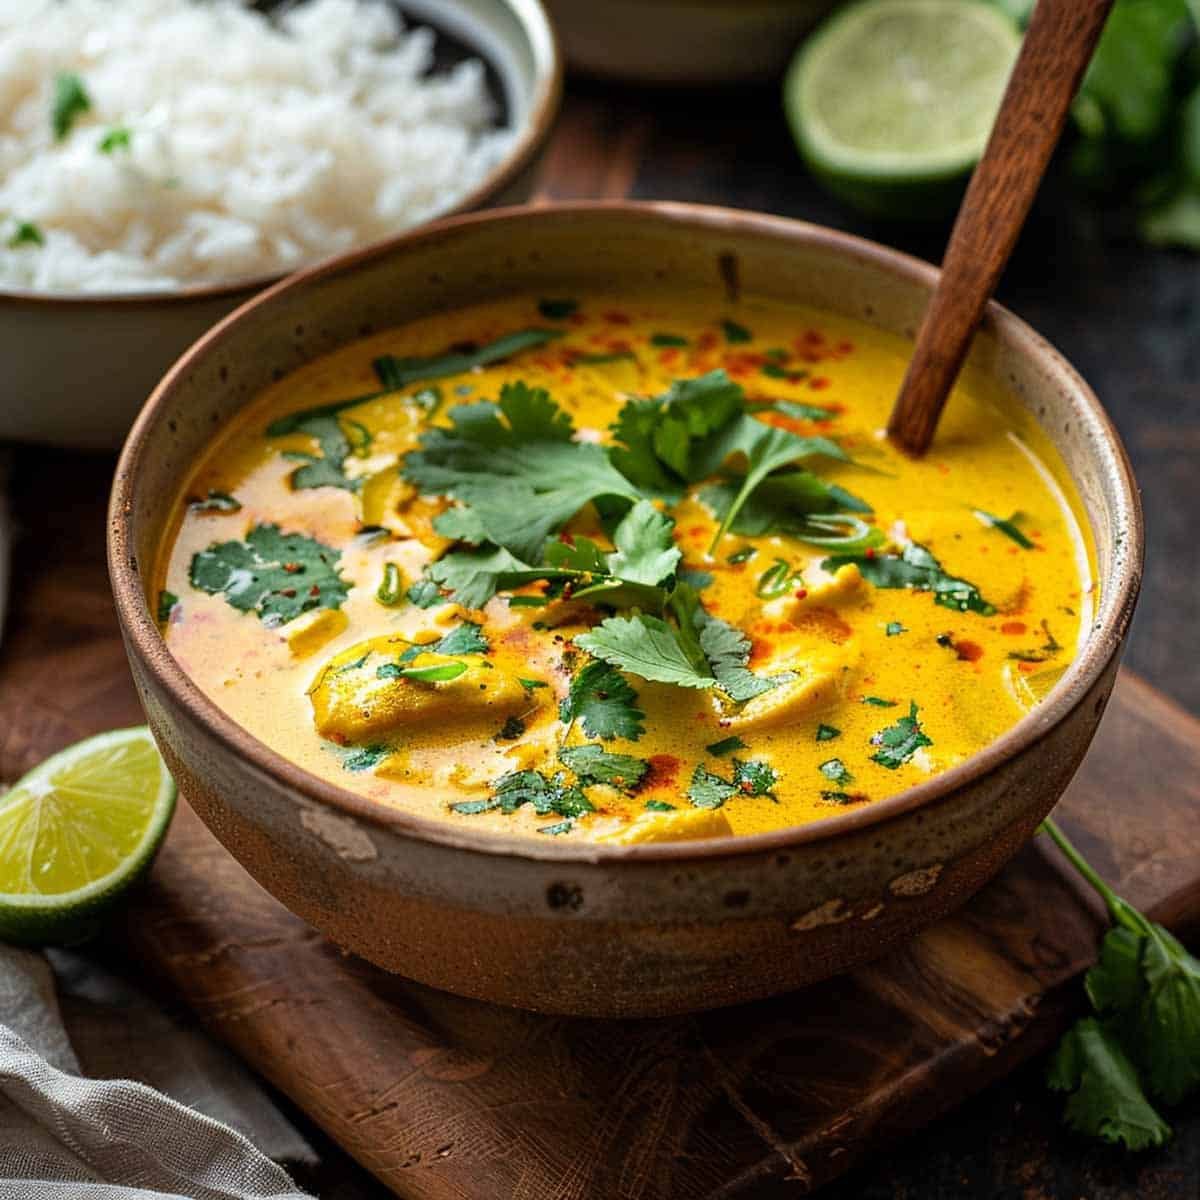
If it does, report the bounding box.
[0,0,514,293]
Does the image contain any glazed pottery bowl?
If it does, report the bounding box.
[109,203,1142,1018]
[2,0,560,450]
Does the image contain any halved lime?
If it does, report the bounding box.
[0,727,176,945]
[784,0,1021,219]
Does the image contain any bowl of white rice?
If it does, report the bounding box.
[0,0,560,448]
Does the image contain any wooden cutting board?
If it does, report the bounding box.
[2,455,1199,1199]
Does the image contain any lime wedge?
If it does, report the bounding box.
[0,727,176,945]
[784,0,1021,219]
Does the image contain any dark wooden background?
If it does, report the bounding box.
[267,75,1200,1200]
[3,74,1197,1199]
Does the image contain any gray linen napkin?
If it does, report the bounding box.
[0,943,316,1199]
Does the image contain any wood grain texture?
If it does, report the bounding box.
[888,0,1116,454]
[101,673,1199,1199]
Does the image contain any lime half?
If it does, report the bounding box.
[0,727,176,945]
[785,0,1021,219]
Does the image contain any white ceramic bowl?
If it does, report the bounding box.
[1,0,560,450]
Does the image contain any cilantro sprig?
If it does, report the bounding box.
[825,541,995,615]
[1043,817,1200,1149]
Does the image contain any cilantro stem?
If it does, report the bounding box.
[1040,816,1123,917]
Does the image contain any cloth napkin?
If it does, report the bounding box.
[0,942,317,1199]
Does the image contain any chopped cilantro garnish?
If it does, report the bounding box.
[824,542,995,615]
[52,72,91,140]
[706,735,748,757]
[7,221,44,249]
[559,661,645,742]
[861,696,896,707]
[870,701,932,769]
[189,490,241,514]
[558,744,649,791]
[761,363,808,383]
[538,820,575,836]
[341,744,389,772]
[732,757,779,797]
[98,126,131,154]
[538,298,578,319]
[886,621,907,636]
[376,562,404,606]
[650,333,689,347]
[819,758,853,786]
[425,621,489,657]
[156,590,179,625]
[816,723,841,741]
[508,595,549,608]
[749,400,839,422]
[570,350,637,365]
[189,524,349,627]
[720,318,752,343]
[644,799,676,811]
[406,578,444,608]
[973,508,1035,549]
[518,677,548,693]
[687,765,738,809]
[821,791,859,805]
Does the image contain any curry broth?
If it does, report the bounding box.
[158,293,1093,842]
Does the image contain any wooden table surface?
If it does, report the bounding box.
[4,74,1198,1200]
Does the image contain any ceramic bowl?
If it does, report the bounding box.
[544,0,838,83]
[109,202,1142,1018]
[1,0,560,451]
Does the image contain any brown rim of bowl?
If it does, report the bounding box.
[0,0,562,309]
[109,200,1144,866]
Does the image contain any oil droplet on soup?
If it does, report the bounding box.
[158,293,1094,843]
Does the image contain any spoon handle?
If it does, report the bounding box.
[887,0,1115,456]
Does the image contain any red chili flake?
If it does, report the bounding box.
[568,312,586,327]
[309,585,320,597]
[658,348,681,366]
[1018,660,1038,674]
[749,636,774,666]
[643,754,681,790]
[794,588,808,599]
[955,639,984,663]
[606,338,632,353]
[865,547,876,559]
[837,340,854,354]
[804,330,825,345]
[283,562,301,574]
[809,377,831,391]
[280,588,297,598]
[739,780,755,793]
[603,310,631,325]
[1001,621,1027,635]
[688,524,706,537]
[696,330,718,351]
[558,531,575,546]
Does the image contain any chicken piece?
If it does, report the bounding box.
[762,563,868,623]
[723,641,858,733]
[599,805,733,845]
[309,636,528,744]
[285,608,348,659]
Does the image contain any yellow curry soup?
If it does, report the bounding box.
[158,293,1094,843]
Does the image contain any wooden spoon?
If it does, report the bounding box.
[887,0,1115,456]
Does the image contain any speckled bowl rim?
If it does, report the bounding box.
[109,200,1144,865]
[0,0,562,307]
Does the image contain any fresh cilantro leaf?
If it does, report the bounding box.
[450,798,496,816]
[706,735,748,757]
[538,820,575,836]
[974,508,1034,549]
[157,590,178,625]
[7,221,44,249]
[430,545,569,611]
[577,613,714,690]
[52,72,91,140]
[697,610,778,701]
[819,758,853,786]
[603,498,682,587]
[650,333,689,346]
[558,744,649,791]
[732,757,779,797]
[886,621,907,636]
[98,126,131,153]
[870,701,932,768]
[189,490,241,514]
[825,542,996,615]
[189,524,349,627]
[761,363,808,383]
[559,661,645,741]
[821,790,859,804]
[687,765,738,809]
[427,621,489,657]
[341,744,389,772]
[1131,922,1200,1104]
[538,298,578,319]
[406,578,444,608]
[816,723,841,741]
[278,413,359,492]
[1047,1018,1172,1151]
[495,716,525,741]
[494,769,595,818]
[701,472,871,540]
[405,380,635,560]
[721,318,752,343]
[644,799,676,811]
[518,677,547,692]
